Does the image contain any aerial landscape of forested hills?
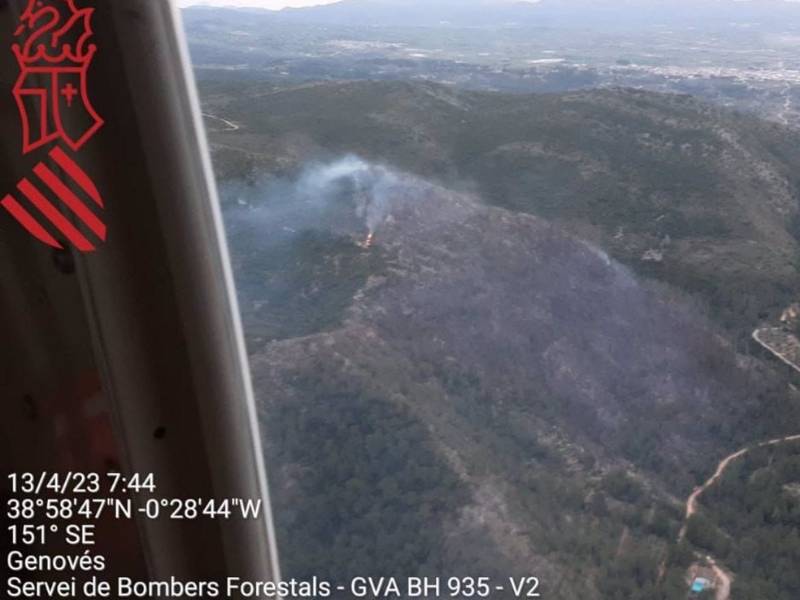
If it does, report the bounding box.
[205,80,800,337]
[186,3,800,598]
[201,79,800,599]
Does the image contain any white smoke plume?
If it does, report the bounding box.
[220,155,405,240]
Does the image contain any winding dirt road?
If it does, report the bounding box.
[202,112,241,132]
[676,433,800,599]
[680,432,800,540]
[707,557,731,600]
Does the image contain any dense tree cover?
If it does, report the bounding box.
[602,470,644,504]
[208,81,800,341]
[208,82,800,598]
[224,226,386,349]
[596,546,661,600]
[225,176,800,599]
[692,443,800,599]
[225,179,800,598]
[255,354,696,598]
[685,514,731,557]
[262,363,470,582]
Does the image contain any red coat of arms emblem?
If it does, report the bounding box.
[2,0,106,252]
[12,0,104,154]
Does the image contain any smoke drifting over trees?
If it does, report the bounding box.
[221,155,414,238]
[217,154,800,598]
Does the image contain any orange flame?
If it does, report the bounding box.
[359,232,375,249]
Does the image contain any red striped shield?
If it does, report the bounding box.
[2,146,106,252]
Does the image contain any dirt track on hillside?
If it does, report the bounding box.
[676,433,800,599]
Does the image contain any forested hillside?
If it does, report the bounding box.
[203,80,800,338]
[203,81,800,598]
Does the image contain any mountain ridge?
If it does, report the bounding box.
[234,163,799,599]
[185,0,800,28]
[207,81,800,334]
[204,78,800,599]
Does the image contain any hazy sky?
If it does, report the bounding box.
[177,0,339,8]
[176,0,798,8]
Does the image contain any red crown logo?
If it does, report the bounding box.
[11,0,103,154]
[13,0,96,66]
[2,0,107,254]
